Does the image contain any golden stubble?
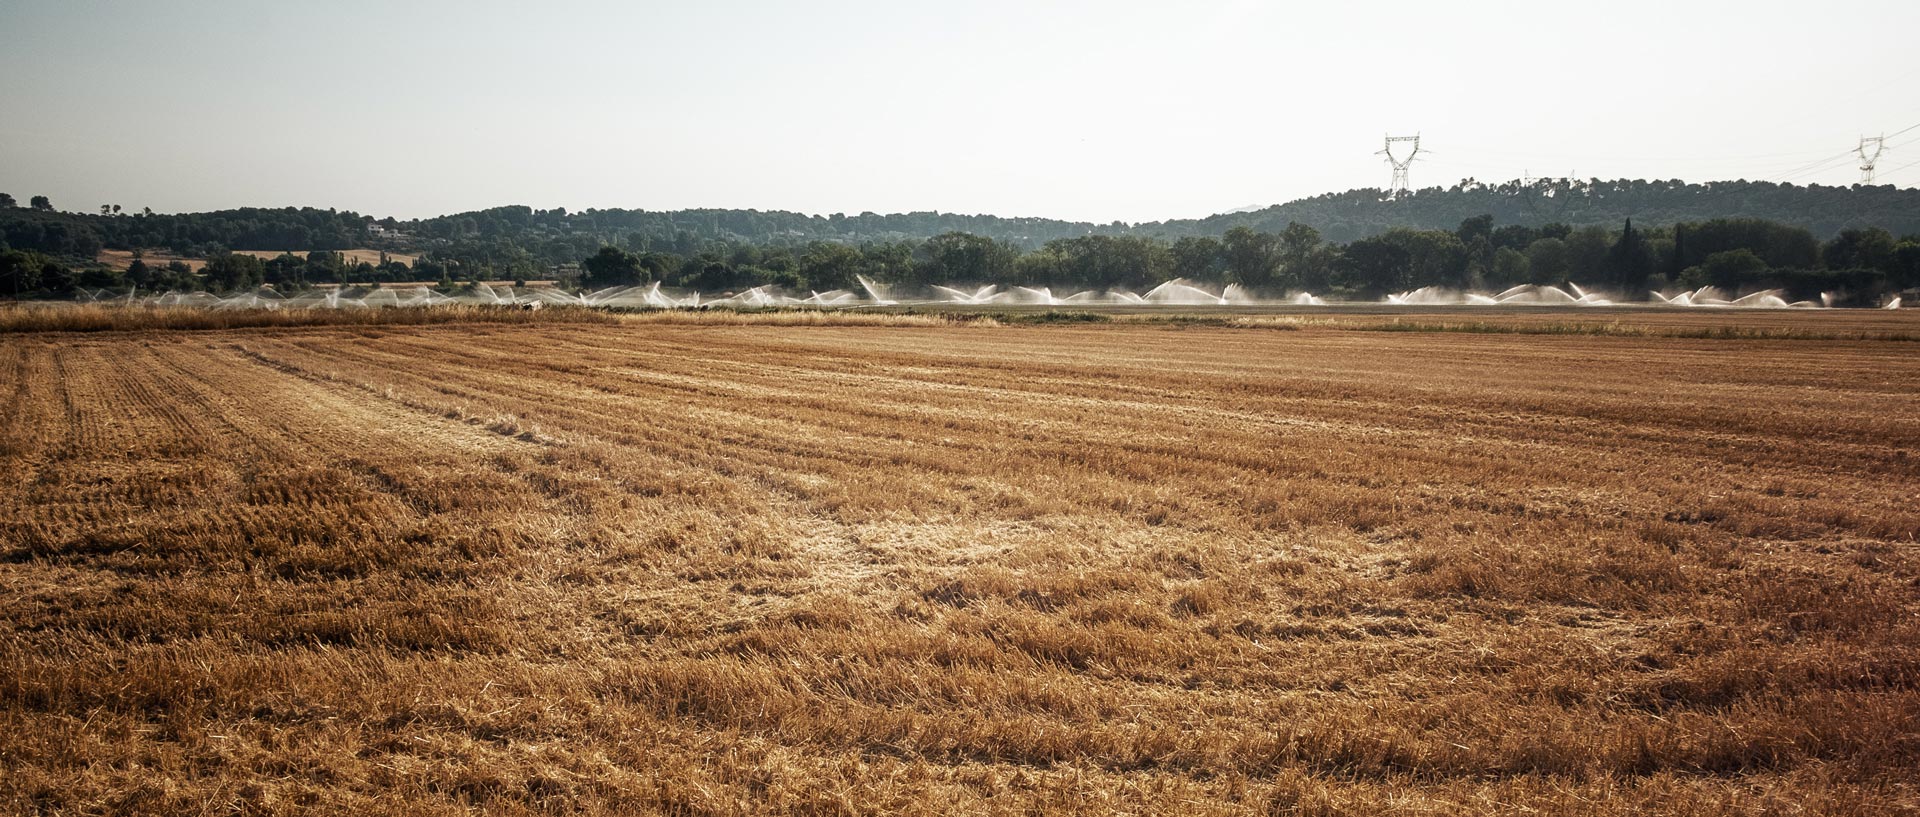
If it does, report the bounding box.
[2,313,1917,815]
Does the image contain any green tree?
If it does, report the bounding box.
[1338,228,1469,293]
[0,193,15,208]
[1014,247,1064,286]
[582,245,646,287]
[857,241,916,284]
[1335,234,1411,294]
[1894,241,1920,290]
[1682,249,1768,290]
[37,257,75,294]
[1456,214,1494,245]
[1023,235,1157,290]
[1564,226,1612,283]
[798,242,862,291]
[683,256,745,291]
[1,249,43,295]
[1221,226,1279,288]
[1604,219,1656,291]
[913,232,1017,286]
[1489,247,1529,288]
[203,253,266,292]
[1525,238,1570,284]
[1169,236,1223,282]
[29,195,52,211]
[162,260,196,290]
[1277,222,1330,291]
[264,253,307,288]
[1405,229,1469,288]
[78,265,122,289]
[305,251,349,284]
[1822,228,1898,273]
[1490,224,1538,251]
[637,252,677,283]
[1673,219,1820,270]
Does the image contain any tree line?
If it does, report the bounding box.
[568,218,1919,305]
[4,183,1919,303]
[403,179,1920,254]
[5,214,1917,305]
[0,199,379,261]
[0,250,417,298]
[8,177,1920,265]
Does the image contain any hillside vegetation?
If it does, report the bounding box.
[2,179,1916,258]
[7,180,1919,303]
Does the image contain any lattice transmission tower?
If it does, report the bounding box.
[1857,136,1887,183]
[1378,134,1422,197]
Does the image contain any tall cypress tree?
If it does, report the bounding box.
[1605,219,1655,292]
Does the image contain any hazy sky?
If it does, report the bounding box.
[3,0,1918,222]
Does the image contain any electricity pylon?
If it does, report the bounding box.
[1520,169,1578,221]
[1858,135,1886,183]
[1378,134,1422,197]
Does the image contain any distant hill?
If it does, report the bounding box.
[1164,179,1920,244]
[6,179,1918,263]
[402,179,1920,251]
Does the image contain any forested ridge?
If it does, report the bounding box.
[3,179,1918,303]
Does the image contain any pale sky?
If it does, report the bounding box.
[3,0,1918,223]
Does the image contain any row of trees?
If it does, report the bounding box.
[408,180,1920,253]
[0,249,418,297]
[0,194,53,211]
[190,252,419,291]
[5,185,1918,302]
[572,217,1920,304]
[0,200,379,259]
[9,215,1913,303]
[8,178,1920,272]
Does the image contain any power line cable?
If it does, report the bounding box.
[1773,125,1920,183]
[1773,147,1868,181]
[1444,116,1920,179]
[1874,156,1920,181]
[1445,146,1836,163]
[1885,120,1920,140]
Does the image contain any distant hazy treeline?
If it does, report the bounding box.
[3,179,1919,303]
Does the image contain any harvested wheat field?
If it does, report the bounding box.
[2,312,1918,815]
[94,249,208,273]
